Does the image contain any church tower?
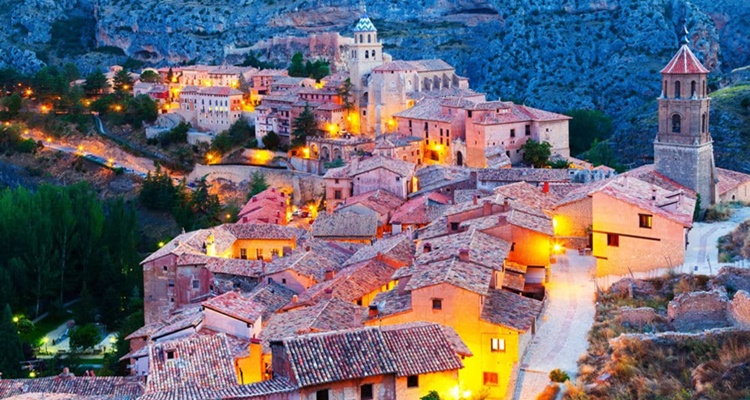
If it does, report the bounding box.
[347,2,383,135]
[654,26,716,208]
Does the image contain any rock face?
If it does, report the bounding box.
[728,290,750,329]
[3,0,750,170]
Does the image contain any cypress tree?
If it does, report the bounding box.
[0,304,24,378]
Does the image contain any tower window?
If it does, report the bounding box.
[365,50,369,59]
[702,113,707,133]
[368,34,371,43]
[372,50,376,58]
[672,114,681,133]
[675,81,681,98]
[359,34,363,43]
[691,81,696,97]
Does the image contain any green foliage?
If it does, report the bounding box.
[548,159,570,169]
[174,178,221,230]
[210,132,233,155]
[139,70,161,83]
[31,66,70,103]
[337,78,354,112]
[83,70,109,96]
[239,51,276,69]
[3,93,22,117]
[16,318,34,335]
[69,323,101,352]
[158,122,190,147]
[61,64,81,83]
[113,69,135,96]
[248,171,269,199]
[421,391,440,400]
[0,123,38,154]
[324,158,345,169]
[292,105,318,148]
[549,368,570,383]
[741,97,749,109]
[100,310,143,376]
[287,52,330,80]
[210,120,255,155]
[262,131,281,150]
[126,94,158,129]
[49,17,95,57]
[140,164,178,212]
[566,109,614,156]
[521,139,552,168]
[0,304,24,378]
[582,138,625,172]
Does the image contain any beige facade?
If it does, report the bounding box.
[177,86,244,133]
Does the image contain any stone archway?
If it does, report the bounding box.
[333,148,343,160]
[310,144,319,158]
[456,151,463,166]
[320,146,331,161]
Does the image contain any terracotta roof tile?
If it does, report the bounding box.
[493,181,561,213]
[401,257,493,296]
[337,189,405,224]
[380,323,464,376]
[202,291,264,324]
[149,307,204,340]
[0,377,144,399]
[344,233,414,267]
[417,229,510,271]
[245,281,298,320]
[393,99,454,122]
[477,168,571,184]
[365,289,412,320]
[502,271,526,292]
[214,378,296,399]
[323,155,416,180]
[480,289,544,332]
[312,212,378,239]
[220,223,302,240]
[716,168,750,196]
[660,44,710,74]
[391,193,452,226]
[265,239,359,281]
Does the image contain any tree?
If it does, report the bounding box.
[3,94,22,118]
[158,122,190,147]
[308,59,330,81]
[0,304,24,378]
[288,52,306,77]
[262,131,281,150]
[291,104,318,147]
[337,78,354,112]
[582,138,625,172]
[248,171,269,199]
[61,63,81,83]
[69,323,101,352]
[82,70,109,96]
[113,69,135,95]
[421,391,440,400]
[521,140,552,168]
[140,164,177,212]
[139,70,161,83]
[127,94,158,128]
[166,67,177,84]
[566,109,614,155]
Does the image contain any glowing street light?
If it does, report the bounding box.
[114,105,123,112]
[24,89,32,96]
[42,336,49,354]
[226,213,231,219]
[29,371,36,378]
[12,316,19,323]
[158,241,165,247]
[46,137,52,144]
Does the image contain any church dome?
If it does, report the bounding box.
[353,15,377,32]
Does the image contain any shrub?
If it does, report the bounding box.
[549,368,570,383]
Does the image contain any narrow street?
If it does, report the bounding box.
[512,251,596,400]
[683,207,750,275]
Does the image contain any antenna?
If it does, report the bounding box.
[359,0,366,15]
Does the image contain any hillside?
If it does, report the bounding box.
[2,0,750,169]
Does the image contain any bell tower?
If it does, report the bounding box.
[347,1,383,135]
[654,26,716,208]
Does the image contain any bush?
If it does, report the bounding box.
[549,368,570,383]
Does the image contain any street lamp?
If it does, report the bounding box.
[12,316,19,323]
[42,337,49,354]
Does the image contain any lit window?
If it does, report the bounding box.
[491,338,505,352]
[483,372,498,385]
[639,214,653,229]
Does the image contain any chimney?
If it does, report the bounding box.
[376,251,383,262]
[651,187,657,201]
[483,200,493,216]
[291,294,298,303]
[368,305,379,318]
[543,182,550,193]
[305,245,311,252]
[261,261,266,275]
[458,248,470,262]
[472,195,478,205]
[325,269,335,281]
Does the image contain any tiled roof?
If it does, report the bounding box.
[245,281,298,321]
[0,377,144,399]
[145,334,238,397]
[469,102,570,124]
[204,257,265,278]
[194,86,243,96]
[453,189,492,204]
[502,271,526,292]
[265,239,358,281]
[372,61,418,72]
[660,44,709,74]
[417,229,510,271]
[366,289,412,320]
[260,298,364,353]
[220,223,301,240]
[716,167,750,196]
[391,193,452,225]
[477,168,571,183]
[201,291,264,324]
[214,378,296,399]
[275,323,465,387]
[344,233,415,267]
[624,164,696,197]
[353,15,377,32]
[393,99,454,122]
[255,69,288,77]
[238,188,287,224]
[337,189,405,222]
[149,306,204,340]
[380,323,464,376]
[480,289,544,332]
[291,259,399,307]
[312,212,378,238]
[410,59,455,72]
[401,257,493,296]
[493,181,561,213]
[324,155,416,180]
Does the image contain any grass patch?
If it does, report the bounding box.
[19,313,72,348]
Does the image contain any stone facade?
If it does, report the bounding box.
[654,141,716,207]
[667,290,731,332]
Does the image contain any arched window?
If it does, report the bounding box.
[359,34,363,43]
[663,80,667,96]
[703,81,707,97]
[702,113,707,133]
[365,50,369,59]
[372,50,376,58]
[672,114,681,133]
[675,81,681,98]
[691,81,696,97]
[368,34,371,43]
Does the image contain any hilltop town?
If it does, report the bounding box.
[2,4,750,400]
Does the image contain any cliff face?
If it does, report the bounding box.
[2,0,750,170]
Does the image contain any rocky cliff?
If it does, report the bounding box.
[2,0,750,170]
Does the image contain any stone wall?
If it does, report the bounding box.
[712,266,750,293]
[619,307,662,327]
[188,164,326,206]
[729,290,750,329]
[667,290,731,332]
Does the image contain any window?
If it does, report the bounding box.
[490,338,506,352]
[192,280,200,289]
[240,248,247,259]
[672,114,681,133]
[316,389,330,400]
[163,266,168,272]
[607,233,619,247]
[361,384,373,399]
[451,222,459,231]
[272,249,280,257]
[639,214,653,229]
[334,190,342,200]
[675,81,681,98]
[484,372,499,385]
[267,277,273,284]
[691,80,696,97]
[525,124,531,136]
[256,249,264,260]
[166,349,177,360]
[407,375,419,388]
[432,298,443,310]
[510,128,516,138]
[168,279,175,287]
[335,179,339,184]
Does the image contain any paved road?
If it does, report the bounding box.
[683,207,750,275]
[512,251,596,400]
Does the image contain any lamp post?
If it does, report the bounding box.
[41,337,49,354]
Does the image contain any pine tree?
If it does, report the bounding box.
[113,69,134,95]
[248,171,269,199]
[0,304,24,378]
[82,70,109,96]
[291,104,318,148]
